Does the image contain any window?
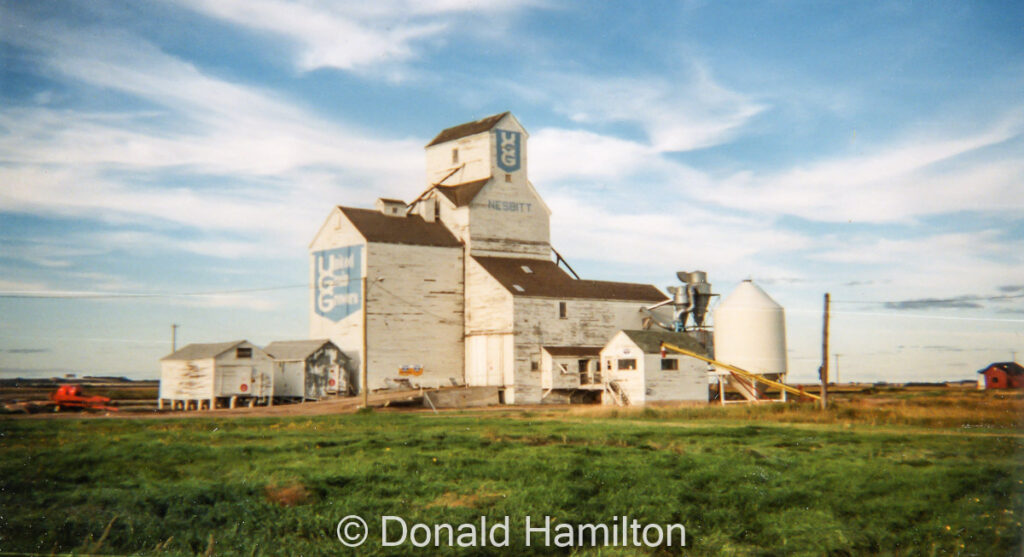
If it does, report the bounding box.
[512,284,525,292]
[559,301,567,319]
[530,360,539,371]
[452,148,459,164]
[521,265,533,274]
[617,359,637,370]
[434,200,441,220]
[505,173,512,182]
[236,347,252,359]
[661,358,679,371]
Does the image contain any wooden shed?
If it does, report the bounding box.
[159,340,274,410]
[540,346,602,390]
[977,362,1024,390]
[600,330,710,405]
[265,339,349,400]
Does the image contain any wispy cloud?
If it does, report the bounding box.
[534,65,767,152]
[706,112,1024,222]
[172,0,545,73]
[530,128,686,182]
[0,11,425,254]
[883,292,1024,311]
[884,297,985,310]
[545,193,811,272]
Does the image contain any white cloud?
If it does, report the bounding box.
[172,0,545,73]
[706,112,1024,222]
[530,128,668,181]
[810,229,1024,300]
[541,65,768,152]
[0,14,426,256]
[546,193,812,270]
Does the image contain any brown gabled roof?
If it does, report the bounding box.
[473,256,667,302]
[544,346,603,357]
[436,178,489,207]
[426,112,510,147]
[339,207,461,247]
[620,330,708,355]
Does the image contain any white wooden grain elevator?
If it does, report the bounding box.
[310,112,710,404]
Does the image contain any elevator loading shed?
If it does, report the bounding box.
[600,330,710,405]
[159,340,273,409]
[265,339,349,400]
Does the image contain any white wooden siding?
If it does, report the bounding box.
[425,133,492,186]
[273,361,305,398]
[159,341,273,400]
[511,298,654,404]
[365,242,464,390]
[465,333,512,387]
[600,332,646,404]
[159,359,214,400]
[643,354,709,403]
[309,207,367,391]
[541,352,584,390]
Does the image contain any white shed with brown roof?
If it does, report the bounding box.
[600,330,710,405]
[158,340,274,410]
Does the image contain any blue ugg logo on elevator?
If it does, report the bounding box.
[314,246,362,322]
[495,129,521,172]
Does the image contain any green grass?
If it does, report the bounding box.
[1,413,1022,556]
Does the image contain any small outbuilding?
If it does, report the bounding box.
[538,346,604,403]
[265,339,350,400]
[600,330,710,405]
[540,346,603,390]
[977,362,1024,390]
[159,340,274,410]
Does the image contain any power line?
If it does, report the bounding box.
[0,284,309,299]
[3,284,1023,324]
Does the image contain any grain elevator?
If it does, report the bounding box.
[309,112,712,404]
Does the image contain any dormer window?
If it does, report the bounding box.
[375,198,407,217]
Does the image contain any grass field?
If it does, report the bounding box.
[1,390,1022,555]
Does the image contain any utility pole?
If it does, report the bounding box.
[171,324,179,352]
[362,276,369,409]
[820,293,830,411]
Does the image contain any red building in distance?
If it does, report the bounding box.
[977,362,1024,390]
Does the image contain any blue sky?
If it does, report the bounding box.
[1,0,1022,382]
